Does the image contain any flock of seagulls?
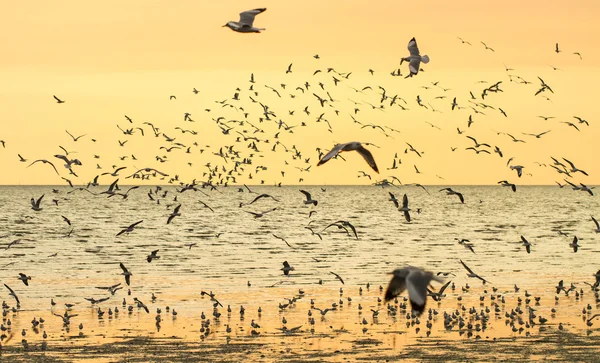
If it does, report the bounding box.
[0,6,597,360]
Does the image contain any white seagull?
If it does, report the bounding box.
[299,190,318,206]
[398,194,411,222]
[30,194,44,211]
[317,142,379,173]
[384,266,443,316]
[401,38,430,76]
[223,8,266,33]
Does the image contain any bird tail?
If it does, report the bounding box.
[421,55,430,64]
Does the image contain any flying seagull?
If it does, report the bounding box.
[459,260,489,284]
[116,220,143,236]
[317,142,379,173]
[281,261,295,276]
[439,188,465,203]
[384,266,443,316]
[53,95,65,103]
[223,8,266,33]
[147,250,160,263]
[299,190,318,206]
[119,262,132,286]
[398,194,411,222]
[401,38,430,76]
[30,194,44,211]
[520,235,532,254]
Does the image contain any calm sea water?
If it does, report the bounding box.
[0,185,598,360]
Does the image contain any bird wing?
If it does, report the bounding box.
[460,259,475,274]
[4,284,19,304]
[330,271,344,284]
[317,143,346,166]
[389,192,399,208]
[239,8,266,26]
[249,194,266,205]
[119,263,129,274]
[402,194,409,209]
[592,216,600,229]
[456,193,465,204]
[407,37,420,56]
[299,190,311,200]
[408,58,421,75]
[173,204,182,214]
[35,194,45,207]
[520,236,528,244]
[130,220,143,228]
[405,270,431,313]
[438,280,452,295]
[384,275,406,301]
[345,222,358,239]
[356,145,379,173]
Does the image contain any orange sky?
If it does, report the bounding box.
[1,0,599,185]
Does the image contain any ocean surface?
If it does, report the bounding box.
[0,184,599,361]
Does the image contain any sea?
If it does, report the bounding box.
[0,185,598,362]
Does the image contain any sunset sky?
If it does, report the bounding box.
[1,0,599,185]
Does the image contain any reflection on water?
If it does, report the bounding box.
[0,185,599,361]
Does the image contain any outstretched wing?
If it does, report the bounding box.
[384,275,406,301]
[317,143,346,166]
[299,190,311,200]
[239,8,266,26]
[407,37,420,56]
[459,259,474,274]
[356,145,379,173]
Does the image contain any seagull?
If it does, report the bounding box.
[330,271,345,284]
[299,190,318,206]
[324,220,359,239]
[520,236,532,254]
[398,194,411,222]
[30,194,44,211]
[401,38,430,76]
[246,207,278,218]
[317,142,379,173]
[28,159,60,175]
[562,158,588,176]
[116,220,143,236]
[247,193,280,205]
[96,283,122,295]
[119,263,132,286]
[84,296,110,304]
[223,8,266,33]
[53,95,65,103]
[510,165,524,178]
[281,261,295,276]
[498,180,516,192]
[456,238,475,253]
[569,236,579,253]
[384,266,443,316]
[272,234,292,248]
[167,204,181,224]
[65,130,86,142]
[439,188,464,203]
[147,250,160,263]
[17,273,31,286]
[459,260,489,284]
